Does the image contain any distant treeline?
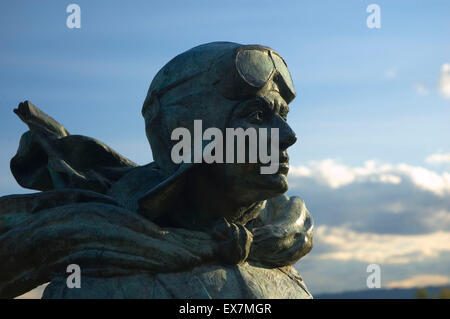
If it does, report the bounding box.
[316,286,450,299]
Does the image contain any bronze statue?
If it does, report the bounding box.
[0,42,314,298]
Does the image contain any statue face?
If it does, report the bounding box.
[207,84,297,205]
[141,43,299,224]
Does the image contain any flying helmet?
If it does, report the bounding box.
[142,41,295,173]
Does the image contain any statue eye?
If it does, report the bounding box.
[248,110,265,123]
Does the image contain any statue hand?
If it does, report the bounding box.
[210,218,253,265]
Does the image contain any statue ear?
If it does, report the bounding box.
[143,96,179,175]
[142,94,160,124]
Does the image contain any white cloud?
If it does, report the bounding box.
[387,274,450,289]
[440,63,450,98]
[397,163,450,196]
[426,152,450,164]
[290,159,450,196]
[313,225,450,264]
[414,83,429,96]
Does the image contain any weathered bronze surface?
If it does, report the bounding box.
[0,42,314,299]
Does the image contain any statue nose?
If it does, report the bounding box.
[281,133,297,149]
[279,121,297,150]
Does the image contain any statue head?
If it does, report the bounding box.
[141,42,298,225]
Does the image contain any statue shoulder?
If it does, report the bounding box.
[107,163,166,212]
[10,101,138,193]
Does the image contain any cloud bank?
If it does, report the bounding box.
[290,159,450,196]
[314,225,450,264]
[387,274,450,289]
[290,156,450,294]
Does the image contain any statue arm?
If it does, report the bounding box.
[0,190,215,298]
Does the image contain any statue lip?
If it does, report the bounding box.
[278,163,289,175]
[253,154,289,175]
[279,154,290,174]
[257,161,289,175]
[280,154,289,163]
[278,153,289,174]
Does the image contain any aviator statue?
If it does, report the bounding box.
[0,42,314,298]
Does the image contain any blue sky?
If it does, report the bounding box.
[2,1,450,296]
[1,0,449,172]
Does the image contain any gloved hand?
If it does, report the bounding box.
[210,217,253,265]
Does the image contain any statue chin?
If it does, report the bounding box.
[221,165,290,205]
[251,174,289,201]
[264,171,289,194]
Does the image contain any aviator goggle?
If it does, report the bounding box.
[217,45,296,104]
